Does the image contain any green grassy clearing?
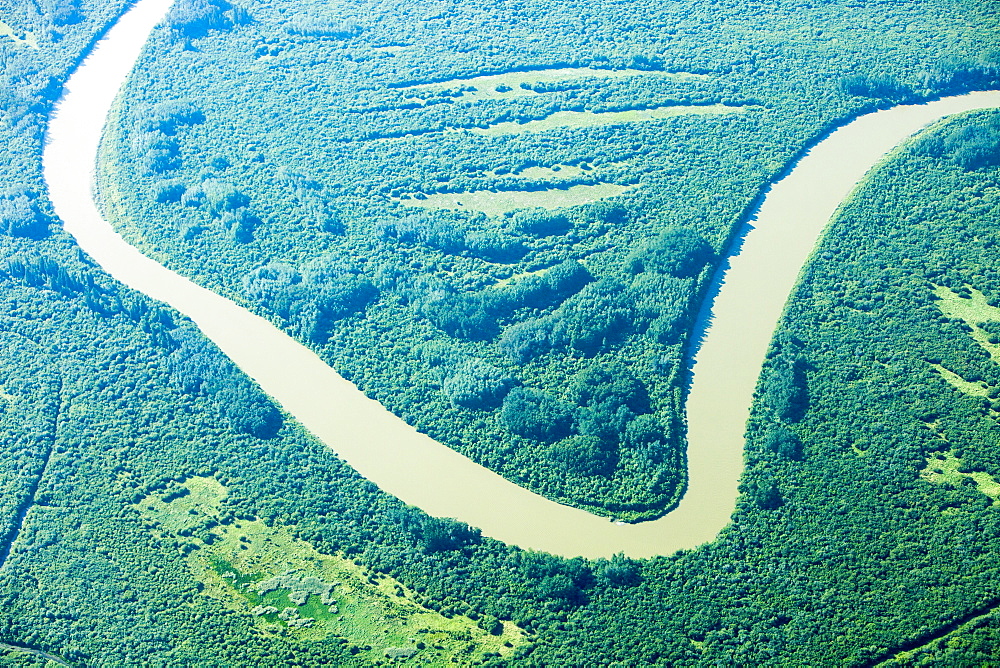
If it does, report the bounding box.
[397,182,635,215]
[467,103,749,136]
[933,285,1000,361]
[0,19,38,48]
[400,67,707,103]
[922,286,1000,505]
[930,363,990,397]
[920,451,1000,505]
[136,477,525,663]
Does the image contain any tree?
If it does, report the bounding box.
[423,293,499,340]
[510,209,571,236]
[416,516,480,553]
[203,179,250,214]
[0,194,48,239]
[551,279,634,355]
[216,380,283,439]
[500,387,575,442]
[765,425,804,460]
[466,230,527,262]
[167,0,248,38]
[499,318,553,362]
[442,359,514,410]
[626,227,714,278]
[594,553,641,587]
[754,481,783,510]
[622,414,670,464]
[570,361,650,414]
[839,74,909,101]
[546,435,614,476]
[917,112,1000,170]
[766,359,808,423]
[543,260,592,299]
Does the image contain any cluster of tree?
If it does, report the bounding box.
[242,260,379,342]
[499,252,699,363]
[168,325,282,438]
[421,258,592,339]
[916,110,1000,171]
[381,208,539,262]
[130,99,203,175]
[166,0,251,39]
[0,187,50,239]
[441,358,514,410]
[285,15,362,39]
[838,73,913,103]
[918,53,1000,99]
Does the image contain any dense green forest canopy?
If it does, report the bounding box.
[99,0,1000,519]
[0,0,1000,665]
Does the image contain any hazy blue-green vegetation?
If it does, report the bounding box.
[2,0,1000,665]
[99,0,1000,519]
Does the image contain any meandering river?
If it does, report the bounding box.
[42,0,1000,558]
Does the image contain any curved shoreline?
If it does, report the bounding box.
[42,0,1000,558]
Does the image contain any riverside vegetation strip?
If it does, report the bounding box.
[4,0,1000,664]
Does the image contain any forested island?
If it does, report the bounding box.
[1,0,1000,664]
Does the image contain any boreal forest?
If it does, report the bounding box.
[1,0,1000,664]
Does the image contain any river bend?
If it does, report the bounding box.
[42,0,1000,558]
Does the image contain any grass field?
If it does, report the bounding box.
[921,451,1000,505]
[920,286,1000,507]
[397,182,635,215]
[136,477,526,664]
[934,285,1000,361]
[0,19,37,48]
[931,363,990,397]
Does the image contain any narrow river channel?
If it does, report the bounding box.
[42,0,1000,558]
